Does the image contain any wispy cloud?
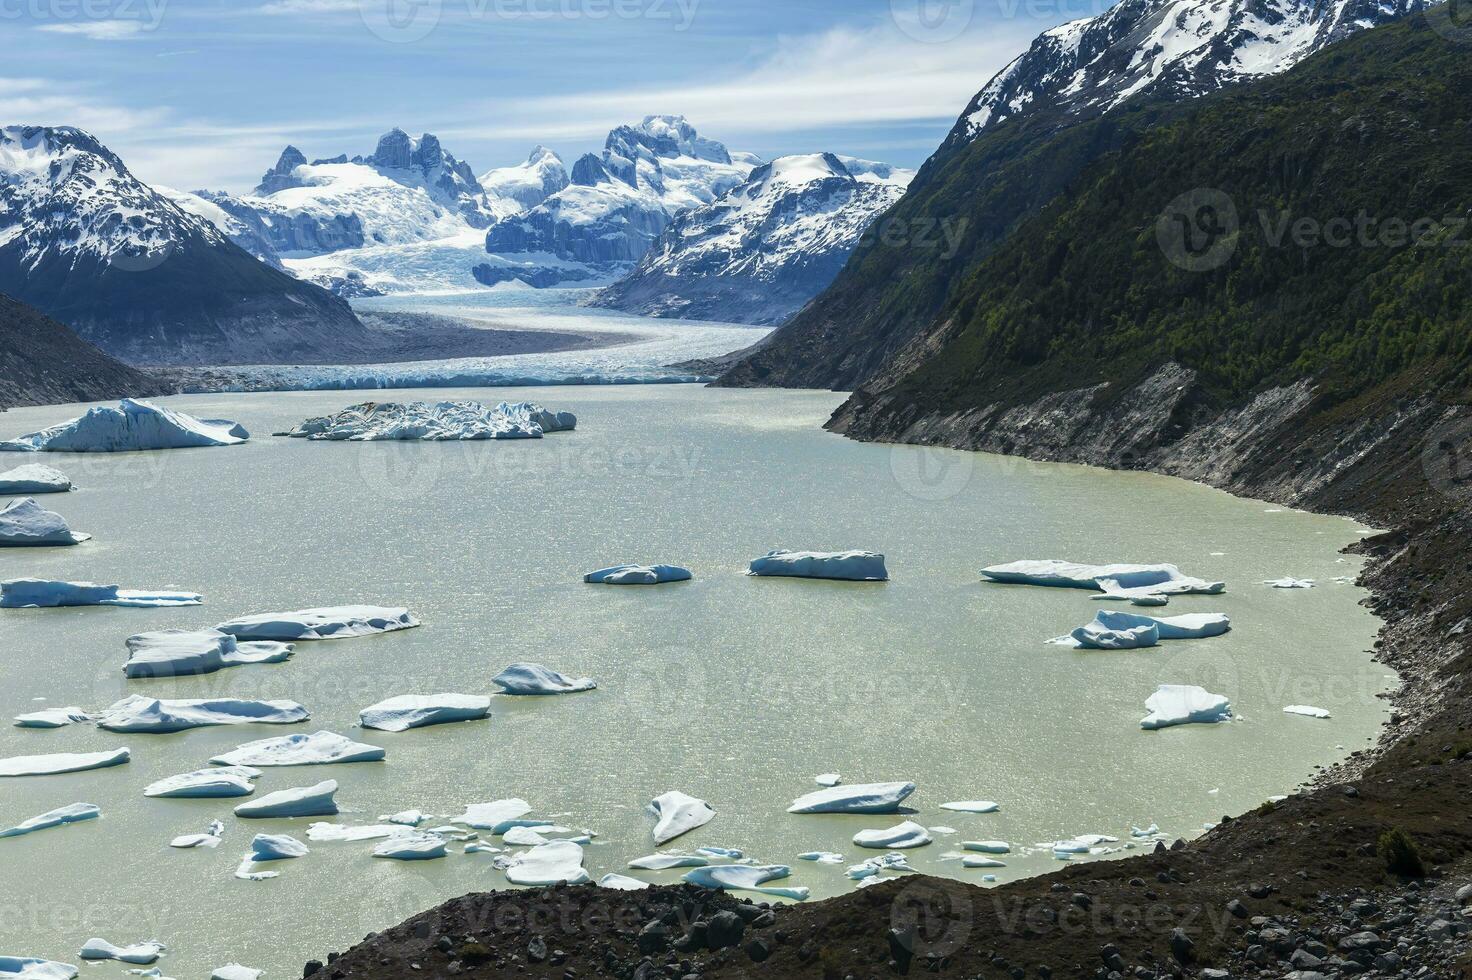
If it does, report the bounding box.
[0,76,171,133]
[35,20,148,41]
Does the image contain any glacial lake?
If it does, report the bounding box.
[0,385,1391,977]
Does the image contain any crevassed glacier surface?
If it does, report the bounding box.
[280,401,574,442]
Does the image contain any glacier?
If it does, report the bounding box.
[0,399,246,453]
[0,802,100,839]
[279,401,575,442]
[1141,685,1234,730]
[1,579,202,609]
[359,694,490,732]
[748,550,888,582]
[0,498,90,546]
[648,790,715,844]
[788,781,915,814]
[0,464,71,493]
[981,560,1224,598]
[583,563,692,585]
[503,840,590,886]
[214,605,419,641]
[492,662,597,695]
[122,630,293,679]
[145,767,260,799]
[235,779,339,819]
[97,695,309,733]
[853,821,932,849]
[0,747,129,777]
[211,731,385,767]
[682,864,809,901]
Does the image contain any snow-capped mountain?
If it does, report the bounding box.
[947,0,1432,149]
[155,185,284,268]
[592,153,914,325]
[0,125,366,365]
[480,145,570,211]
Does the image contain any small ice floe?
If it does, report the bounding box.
[980,560,1223,599]
[0,747,129,778]
[649,790,715,845]
[853,821,932,849]
[814,773,841,787]
[0,957,78,979]
[938,800,999,814]
[210,965,263,980]
[170,821,225,849]
[247,834,309,862]
[280,400,574,442]
[382,810,427,826]
[1130,595,1170,607]
[0,399,246,453]
[1130,824,1161,839]
[464,842,500,855]
[598,873,651,890]
[0,463,72,493]
[145,767,260,799]
[212,731,384,768]
[0,802,100,839]
[846,852,912,881]
[98,696,309,734]
[1058,622,1159,650]
[373,835,447,860]
[798,851,844,864]
[628,852,709,870]
[1263,578,1315,589]
[122,631,293,679]
[503,840,590,885]
[1284,705,1332,719]
[501,825,551,846]
[787,781,915,814]
[452,799,531,831]
[696,846,742,858]
[684,864,809,901]
[492,663,596,695]
[358,694,490,732]
[1140,685,1233,730]
[0,498,90,546]
[78,940,164,965]
[962,840,1010,854]
[583,564,692,585]
[962,856,1006,869]
[13,706,92,729]
[748,550,888,582]
[2,579,201,609]
[215,605,419,641]
[306,823,414,843]
[234,780,338,819]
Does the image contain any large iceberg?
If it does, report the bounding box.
[683,864,809,901]
[788,781,915,814]
[235,779,339,818]
[981,560,1224,598]
[853,821,932,849]
[503,840,590,885]
[0,957,78,979]
[0,400,246,453]
[492,663,596,695]
[648,790,715,844]
[0,802,100,839]
[583,564,692,585]
[0,747,130,777]
[98,696,309,733]
[1140,685,1233,730]
[122,630,293,679]
[0,499,89,546]
[144,766,261,798]
[1093,610,1231,640]
[211,731,385,767]
[77,940,163,965]
[359,694,490,732]
[0,464,72,493]
[214,605,419,641]
[2,579,202,610]
[749,550,888,582]
[280,400,576,442]
[13,706,92,729]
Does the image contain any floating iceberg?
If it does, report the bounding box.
[78,940,163,966]
[248,834,309,861]
[598,873,651,890]
[1,579,202,610]
[306,823,414,843]
[846,852,912,881]
[170,820,225,849]
[0,464,72,493]
[1264,578,1315,589]
[383,810,426,826]
[628,852,709,870]
[963,840,1010,853]
[122,630,292,679]
[0,499,89,546]
[359,694,490,732]
[648,790,715,844]
[1064,622,1160,650]
[502,825,551,846]
[749,550,888,582]
[981,560,1223,598]
[788,781,915,814]
[492,663,597,695]
[235,779,339,819]
[962,855,1006,868]
[210,965,262,980]
[853,821,932,849]
[453,799,531,831]
[1284,705,1332,719]
[0,958,77,979]
[145,767,260,799]
[815,772,842,787]
[0,400,247,453]
[280,400,576,442]
[583,564,692,585]
[215,605,419,641]
[798,851,844,863]
[13,706,92,729]
[1093,610,1231,640]
[373,835,448,860]
[503,840,590,885]
[98,695,309,734]
[938,800,1000,813]
[211,731,384,767]
[684,864,809,901]
[1140,685,1233,730]
[0,747,129,777]
[0,803,100,839]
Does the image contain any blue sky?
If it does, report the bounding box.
[0,0,1106,191]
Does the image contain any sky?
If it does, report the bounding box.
[0,0,1109,192]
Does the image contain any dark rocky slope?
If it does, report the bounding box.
[0,292,167,408]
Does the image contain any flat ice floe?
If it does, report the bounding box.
[980,560,1223,598]
[599,873,651,890]
[98,695,309,733]
[0,957,78,979]
[13,706,92,729]
[211,731,385,767]
[1264,577,1315,589]
[798,851,844,864]
[503,840,590,885]
[853,821,932,849]
[939,800,1000,813]
[78,940,163,965]
[2,579,202,610]
[170,820,225,849]
[628,852,709,870]
[492,663,597,695]
[749,550,888,582]
[963,840,1011,853]
[211,965,263,980]
[144,767,260,798]
[583,564,692,585]
[0,803,100,839]
[788,781,915,814]
[1140,685,1233,730]
[0,499,89,546]
[0,399,246,453]
[359,694,490,732]
[0,747,129,777]
[306,823,415,843]
[683,864,809,901]
[280,400,575,441]
[648,790,715,844]
[234,779,339,818]
[373,835,448,860]
[0,464,72,493]
[122,630,292,679]
[1284,705,1332,719]
[814,773,842,787]
[215,605,419,641]
[452,799,531,831]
